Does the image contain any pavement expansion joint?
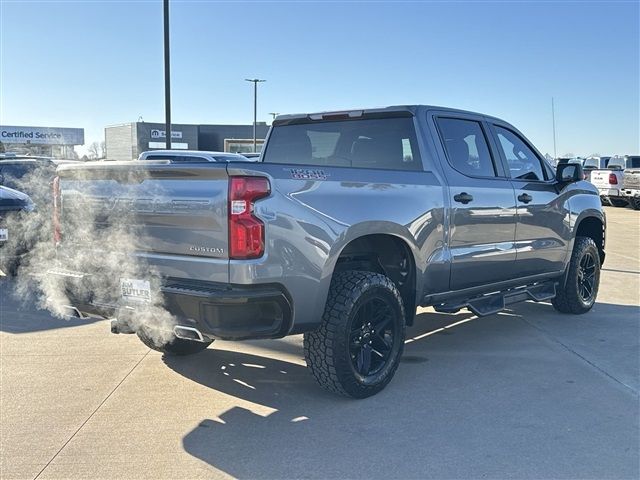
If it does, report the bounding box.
[32,350,151,479]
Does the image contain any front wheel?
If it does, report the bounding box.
[552,237,601,314]
[137,325,212,356]
[304,271,405,398]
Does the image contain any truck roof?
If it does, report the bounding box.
[273,105,505,125]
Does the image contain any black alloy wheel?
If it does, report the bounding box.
[577,251,597,303]
[349,296,398,381]
[552,236,600,314]
[304,271,406,398]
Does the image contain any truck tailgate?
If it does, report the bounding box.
[589,170,613,188]
[623,169,640,189]
[56,161,229,282]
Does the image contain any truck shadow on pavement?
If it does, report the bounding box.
[170,302,639,479]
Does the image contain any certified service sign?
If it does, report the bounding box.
[0,126,85,145]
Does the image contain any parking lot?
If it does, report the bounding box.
[0,205,638,480]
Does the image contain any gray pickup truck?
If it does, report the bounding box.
[51,105,605,398]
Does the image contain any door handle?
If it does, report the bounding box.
[453,192,473,204]
[517,193,533,204]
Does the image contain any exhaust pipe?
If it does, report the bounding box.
[110,318,136,335]
[173,325,206,342]
[62,305,87,320]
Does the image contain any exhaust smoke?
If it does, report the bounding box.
[1,162,183,347]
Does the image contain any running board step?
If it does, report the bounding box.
[434,281,557,317]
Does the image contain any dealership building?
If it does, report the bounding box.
[105,121,270,161]
[0,125,84,158]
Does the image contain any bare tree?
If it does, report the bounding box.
[87,141,106,160]
[100,141,106,159]
[87,142,99,160]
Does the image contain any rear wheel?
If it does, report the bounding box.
[630,197,640,210]
[304,271,405,398]
[137,325,212,356]
[552,237,600,314]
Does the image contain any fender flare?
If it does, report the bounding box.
[314,222,422,319]
[561,210,606,287]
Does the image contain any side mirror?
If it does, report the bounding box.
[556,163,583,183]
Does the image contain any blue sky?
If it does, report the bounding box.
[1,0,638,157]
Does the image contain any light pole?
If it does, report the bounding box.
[245,78,266,152]
[551,97,557,159]
[163,0,172,149]
[269,112,280,121]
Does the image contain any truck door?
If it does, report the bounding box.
[489,123,569,276]
[432,115,518,290]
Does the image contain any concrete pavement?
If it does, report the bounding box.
[1,206,638,479]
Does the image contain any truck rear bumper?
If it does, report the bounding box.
[48,270,293,341]
[160,279,293,340]
[621,188,640,198]
[598,188,620,197]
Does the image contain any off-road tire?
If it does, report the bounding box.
[552,237,600,314]
[630,197,640,210]
[304,270,405,398]
[137,326,212,355]
[609,198,628,208]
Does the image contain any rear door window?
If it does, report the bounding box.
[262,117,422,170]
[435,118,497,177]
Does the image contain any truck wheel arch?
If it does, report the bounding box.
[572,213,605,265]
[319,228,420,326]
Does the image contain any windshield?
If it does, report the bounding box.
[626,156,640,168]
[608,158,625,169]
[583,158,600,168]
[263,117,422,171]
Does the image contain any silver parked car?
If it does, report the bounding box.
[138,150,253,163]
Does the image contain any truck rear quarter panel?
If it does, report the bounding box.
[227,162,446,332]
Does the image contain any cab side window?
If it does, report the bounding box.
[494,126,546,181]
[436,118,497,178]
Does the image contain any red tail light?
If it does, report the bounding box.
[609,173,618,185]
[53,176,61,245]
[228,176,270,259]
